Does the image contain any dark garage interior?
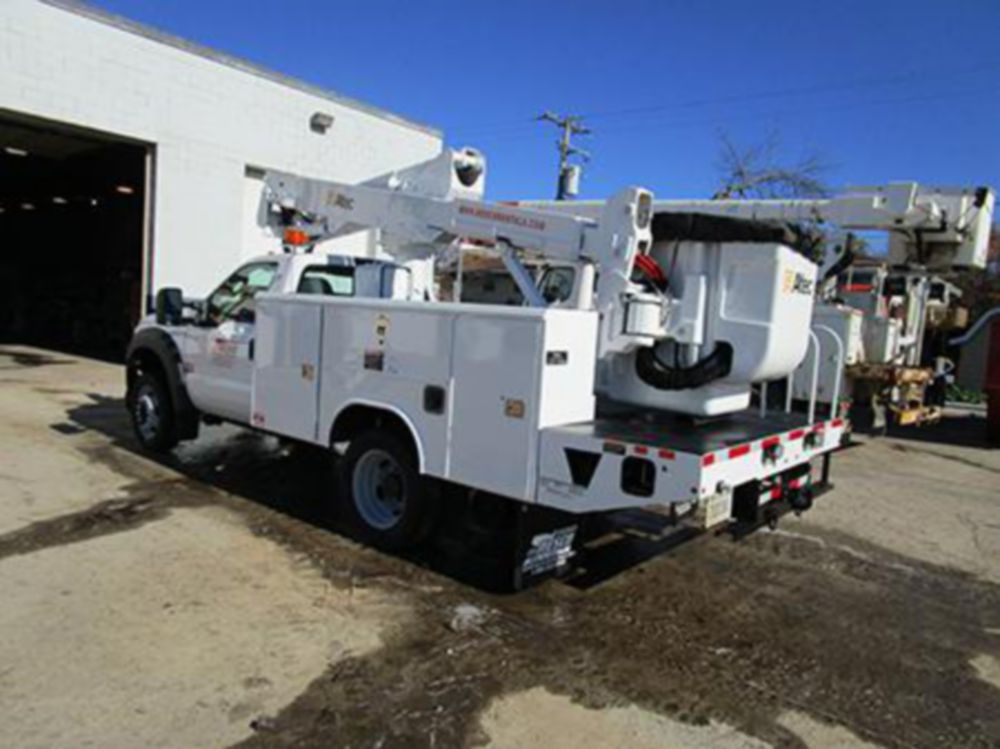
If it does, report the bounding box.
[0,114,149,361]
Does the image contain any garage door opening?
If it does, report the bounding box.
[0,114,151,362]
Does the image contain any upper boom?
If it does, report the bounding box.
[520,183,996,271]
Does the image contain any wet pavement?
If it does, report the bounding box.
[2,345,999,749]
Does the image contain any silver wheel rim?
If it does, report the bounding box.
[135,386,161,443]
[352,449,406,531]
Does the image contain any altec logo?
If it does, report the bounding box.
[325,191,355,210]
[783,269,815,295]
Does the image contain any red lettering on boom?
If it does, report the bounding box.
[458,205,546,232]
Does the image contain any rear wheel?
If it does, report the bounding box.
[129,372,178,452]
[338,429,437,550]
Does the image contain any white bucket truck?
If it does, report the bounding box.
[125,148,844,585]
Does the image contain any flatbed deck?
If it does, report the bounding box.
[559,408,817,456]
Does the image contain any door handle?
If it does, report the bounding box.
[248,338,255,361]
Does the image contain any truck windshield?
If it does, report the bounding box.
[206,262,278,323]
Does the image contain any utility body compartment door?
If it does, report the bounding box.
[448,309,597,501]
[251,298,322,440]
[317,301,454,473]
[448,315,543,499]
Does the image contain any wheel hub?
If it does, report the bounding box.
[353,449,407,531]
[135,389,160,442]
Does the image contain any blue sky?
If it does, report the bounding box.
[91,0,1000,202]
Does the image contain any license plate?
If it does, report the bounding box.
[695,491,733,530]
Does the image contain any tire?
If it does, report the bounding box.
[338,429,437,550]
[129,372,179,452]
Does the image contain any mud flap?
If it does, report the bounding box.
[511,504,579,591]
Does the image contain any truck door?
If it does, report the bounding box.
[184,261,279,424]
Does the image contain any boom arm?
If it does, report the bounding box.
[519,183,996,271]
[258,148,656,353]
[259,149,651,265]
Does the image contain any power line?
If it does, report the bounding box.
[446,57,1000,140]
[455,82,1000,145]
[576,57,1000,123]
[584,82,1000,138]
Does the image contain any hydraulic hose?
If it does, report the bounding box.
[635,342,733,391]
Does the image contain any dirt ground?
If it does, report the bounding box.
[1,344,998,749]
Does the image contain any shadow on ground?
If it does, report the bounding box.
[886,412,996,450]
[58,391,718,593]
[0,349,78,370]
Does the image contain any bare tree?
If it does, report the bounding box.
[713,131,830,200]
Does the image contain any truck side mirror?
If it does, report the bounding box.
[155,287,184,326]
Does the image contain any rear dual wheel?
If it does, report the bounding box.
[338,429,437,550]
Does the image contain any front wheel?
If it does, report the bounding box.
[338,429,437,550]
[129,372,178,452]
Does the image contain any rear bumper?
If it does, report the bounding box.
[730,454,834,535]
[511,450,837,590]
[537,411,846,514]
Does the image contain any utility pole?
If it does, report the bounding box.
[537,111,590,200]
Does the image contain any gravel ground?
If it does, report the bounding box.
[1,344,998,749]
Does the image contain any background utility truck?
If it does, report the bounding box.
[125,148,845,586]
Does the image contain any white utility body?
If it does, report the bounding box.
[248,288,840,513]
[126,147,844,582]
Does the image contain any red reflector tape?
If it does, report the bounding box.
[728,444,751,459]
[634,445,649,455]
[702,453,716,467]
[658,449,675,460]
[770,486,782,499]
[788,429,805,441]
[761,436,781,449]
[831,418,844,428]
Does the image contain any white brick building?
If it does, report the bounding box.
[0,0,442,356]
